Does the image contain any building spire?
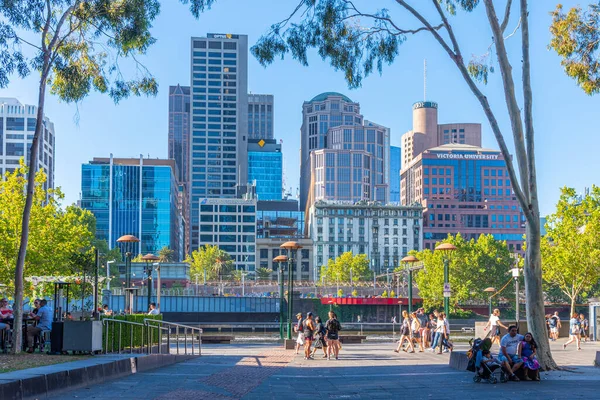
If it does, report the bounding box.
[424,59,427,101]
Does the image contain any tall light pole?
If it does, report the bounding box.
[512,266,521,327]
[274,255,288,340]
[401,255,419,314]
[281,241,303,341]
[435,243,457,317]
[484,287,497,316]
[117,234,140,313]
[106,260,115,290]
[153,262,161,312]
[141,253,159,310]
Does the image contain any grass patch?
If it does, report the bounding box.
[0,354,91,373]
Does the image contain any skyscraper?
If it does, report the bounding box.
[189,33,249,251]
[390,146,401,203]
[248,138,282,200]
[248,94,274,139]
[80,155,184,260]
[168,84,190,187]
[0,98,55,191]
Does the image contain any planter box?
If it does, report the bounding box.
[62,320,103,352]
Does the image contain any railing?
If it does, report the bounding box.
[102,318,168,355]
[144,319,203,356]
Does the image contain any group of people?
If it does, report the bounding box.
[294,311,342,361]
[393,308,453,354]
[546,311,588,343]
[0,297,53,353]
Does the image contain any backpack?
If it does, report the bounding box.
[297,319,304,332]
[328,318,341,333]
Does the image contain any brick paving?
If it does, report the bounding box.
[48,340,600,400]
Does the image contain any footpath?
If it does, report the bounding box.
[4,339,599,399]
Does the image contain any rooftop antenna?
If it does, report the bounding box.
[423,59,427,101]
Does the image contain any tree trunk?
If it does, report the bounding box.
[524,218,557,370]
[570,295,576,318]
[11,74,48,354]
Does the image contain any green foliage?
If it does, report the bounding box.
[256,267,273,280]
[158,246,176,262]
[185,244,234,281]
[541,186,600,314]
[381,290,388,298]
[337,288,343,297]
[0,162,95,295]
[550,3,600,95]
[351,289,358,297]
[390,290,396,298]
[413,234,514,312]
[320,252,371,283]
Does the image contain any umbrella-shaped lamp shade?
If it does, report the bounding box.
[280,241,302,250]
[435,243,457,252]
[401,255,419,263]
[141,253,159,262]
[117,235,140,243]
[273,255,289,263]
[483,287,496,293]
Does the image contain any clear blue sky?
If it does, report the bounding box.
[0,0,598,216]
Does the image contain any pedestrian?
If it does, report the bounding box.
[410,312,423,352]
[427,313,436,346]
[294,313,304,355]
[147,302,159,315]
[311,316,328,358]
[437,312,453,354]
[548,312,559,341]
[563,312,581,351]
[483,308,508,345]
[416,308,429,350]
[326,311,342,360]
[554,311,562,339]
[394,310,414,353]
[579,313,589,342]
[302,312,316,360]
[429,312,444,352]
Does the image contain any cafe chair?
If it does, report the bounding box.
[39,330,51,353]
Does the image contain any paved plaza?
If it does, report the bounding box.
[48,340,600,399]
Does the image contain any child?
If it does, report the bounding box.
[479,349,502,376]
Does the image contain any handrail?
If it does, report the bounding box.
[102,318,167,355]
[144,319,203,356]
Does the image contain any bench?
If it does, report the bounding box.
[201,335,234,344]
[461,327,475,333]
[338,335,366,344]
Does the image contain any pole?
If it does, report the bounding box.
[443,258,449,317]
[195,274,199,296]
[488,296,492,317]
[156,263,161,313]
[125,252,132,312]
[286,254,294,340]
[242,273,245,297]
[94,248,99,319]
[408,268,413,315]
[147,264,152,310]
[515,276,519,327]
[279,266,284,340]
[373,270,376,296]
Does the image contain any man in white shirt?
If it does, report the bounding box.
[148,303,160,315]
[497,325,524,381]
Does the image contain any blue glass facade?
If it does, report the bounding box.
[81,159,183,260]
[248,151,282,200]
[390,146,401,203]
[256,209,305,238]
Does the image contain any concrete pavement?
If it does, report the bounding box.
[48,339,600,399]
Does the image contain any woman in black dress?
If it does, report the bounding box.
[311,316,328,358]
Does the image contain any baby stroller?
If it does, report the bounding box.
[467,338,508,384]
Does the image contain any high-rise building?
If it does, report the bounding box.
[390,146,401,203]
[248,94,274,139]
[300,92,390,213]
[248,138,282,200]
[189,33,249,251]
[401,101,481,166]
[80,155,184,260]
[308,201,423,277]
[168,85,190,187]
[0,98,55,191]
[401,143,525,252]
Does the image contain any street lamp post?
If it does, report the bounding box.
[141,254,159,310]
[153,262,161,312]
[511,266,521,327]
[401,255,419,314]
[281,241,303,341]
[484,287,497,316]
[117,235,140,313]
[435,243,457,317]
[274,255,288,340]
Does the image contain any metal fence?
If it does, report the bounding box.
[107,295,280,314]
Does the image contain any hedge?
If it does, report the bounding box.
[102,314,163,352]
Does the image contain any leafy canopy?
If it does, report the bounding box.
[185,244,234,281]
[320,252,371,282]
[550,2,600,95]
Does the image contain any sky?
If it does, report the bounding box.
[0,0,598,217]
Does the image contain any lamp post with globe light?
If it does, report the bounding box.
[280,241,302,340]
[116,234,140,313]
[141,253,159,310]
[435,243,457,317]
[273,255,288,340]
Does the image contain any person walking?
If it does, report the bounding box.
[302,312,316,360]
[294,313,304,355]
[563,313,582,351]
[416,308,429,351]
[394,310,414,353]
[483,308,508,345]
[311,316,328,358]
[548,312,559,341]
[579,313,589,343]
[410,312,423,352]
[326,311,342,360]
[427,313,436,347]
[429,312,444,352]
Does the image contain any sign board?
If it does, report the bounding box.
[443,283,451,291]
[435,153,499,160]
[443,290,451,298]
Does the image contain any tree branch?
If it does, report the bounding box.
[501,0,513,33]
[431,0,461,57]
[42,0,52,53]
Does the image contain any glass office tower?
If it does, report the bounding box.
[189,33,249,251]
[80,156,184,261]
[247,138,282,200]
